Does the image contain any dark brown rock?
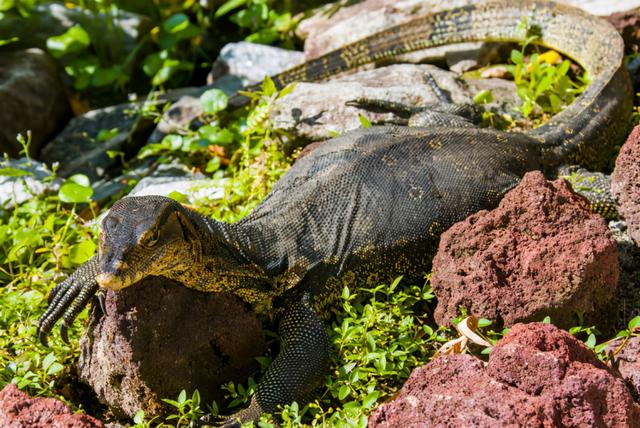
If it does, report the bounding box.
[612,125,640,246]
[0,383,105,428]
[0,48,70,158]
[432,171,618,329]
[369,323,640,427]
[78,277,266,419]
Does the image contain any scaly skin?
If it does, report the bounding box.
[37,1,632,425]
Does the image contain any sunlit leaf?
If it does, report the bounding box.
[46,25,90,58]
[163,13,190,34]
[69,240,96,264]
[200,89,228,114]
[58,182,93,203]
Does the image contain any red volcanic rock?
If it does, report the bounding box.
[612,125,640,246]
[0,383,105,428]
[368,323,640,428]
[432,170,618,329]
[608,333,640,400]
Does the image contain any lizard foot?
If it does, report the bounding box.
[37,256,99,346]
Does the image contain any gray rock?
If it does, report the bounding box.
[126,160,224,204]
[269,64,518,142]
[39,103,145,181]
[40,87,207,181]
[147,96,204,145]
[78,277,266,419]
[208,42,305,89]
[0,158,61,210]
[0,48,70,158]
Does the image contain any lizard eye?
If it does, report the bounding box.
[145,230,160,247]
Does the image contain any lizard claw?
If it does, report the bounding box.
[97,289,107,315]
[60,322,69,344]
[37,256,99,346]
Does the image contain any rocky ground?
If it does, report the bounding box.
[1,0,640,427]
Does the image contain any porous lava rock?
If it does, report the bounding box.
[78,277,266,419]
[432,171,618,329]
[0,383,105,428]
[368,323,640,427]
[0,48,70,158]
[608,334,640,400]
[612,125,640,246]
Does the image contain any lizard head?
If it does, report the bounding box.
[96,196,202,290]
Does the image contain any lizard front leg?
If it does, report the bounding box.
[205,296,332,427]
[37,255,100,346]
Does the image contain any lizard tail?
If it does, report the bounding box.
[229,0,631,170]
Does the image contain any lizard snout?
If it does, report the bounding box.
[96,272,125,290]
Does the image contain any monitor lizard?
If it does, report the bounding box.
[37,0,632,425]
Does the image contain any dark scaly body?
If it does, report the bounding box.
[38,1,632,425]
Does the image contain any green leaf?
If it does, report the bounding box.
[69,240,96,265]
[473,89,494,105]
[358,113,372,128]
[477,318,493,328]
[0,0,15,12]
[151,58,181,86]
[163,13,190,34]
[178,389,187,404]
[142,52,163,77]
[262,75,277,97]
[68,174,90,187]
[510,49,524,65]
[0,36,18,46]
[161,134,183,151]
[167,191,188,203]
[277,82,297,99]
[46,25,90,58]
[42,352,56,371]
[199,125,234,145]
[0,167,30,176]
[246,28,279,45]
[363,391,379,409]
[338,385,350,400]
[58,182,93,203]
[535,75,552,95]
[628,316,640,331]
[98,129,120,142]
[206,157,221,173]
[215,0,246,18]
[542,316,551,324]
[584,333,596,349]
[133,410,145,424]
[200,89,229,114]
[91,65,123,87]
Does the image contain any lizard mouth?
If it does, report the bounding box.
[96,272,126,290]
